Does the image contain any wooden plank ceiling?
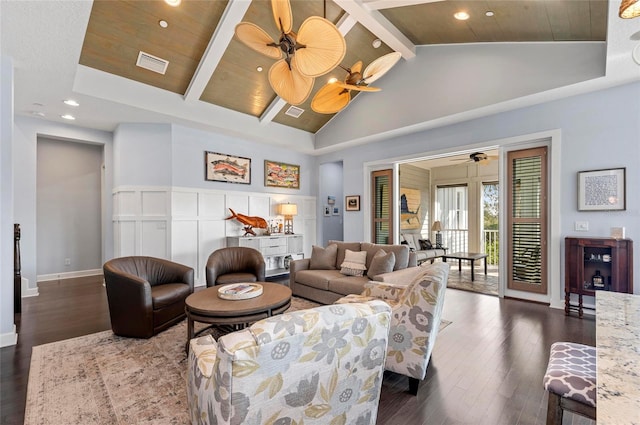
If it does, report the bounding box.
[79,0,607,134]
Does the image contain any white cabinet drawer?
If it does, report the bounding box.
[262,245,288,256]
[260,237,287,248]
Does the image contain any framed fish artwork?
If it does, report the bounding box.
[264,160,300,189]
[205,151,251,184]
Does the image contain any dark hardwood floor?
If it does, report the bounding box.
[1,276,595,425]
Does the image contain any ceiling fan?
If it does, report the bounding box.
[311,52,402,114]
[451,152,499,165]
[234,0,346,106]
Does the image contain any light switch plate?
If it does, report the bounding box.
[575,221,589,231]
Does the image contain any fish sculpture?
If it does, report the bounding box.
[225,208,268,236]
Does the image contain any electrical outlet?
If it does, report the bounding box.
[64,258,71,265]
[575,221,589,231]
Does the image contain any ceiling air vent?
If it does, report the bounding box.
[285,106,304,118]
[136,51,169,75]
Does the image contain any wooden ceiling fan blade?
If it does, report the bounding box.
[235,22,281,59]
[296,17,346,77]
[350,61,363,74]
[269,58,313,105]
[271,0,292,34]
[311,83,350,114]
[362,51,402,84]
[336,82,380,92]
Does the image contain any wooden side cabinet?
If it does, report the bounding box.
[565,237,633,317]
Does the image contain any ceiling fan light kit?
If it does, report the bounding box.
[234,0,346,106]
[619,0,640,18]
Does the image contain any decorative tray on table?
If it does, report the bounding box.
[218,283,263,300]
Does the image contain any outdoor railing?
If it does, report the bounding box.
[483,229,499,265]
[441,229,499,266]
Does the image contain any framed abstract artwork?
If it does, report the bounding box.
[345,195,360,211]
[205,151,251,184]
[578,168,625,211]
[264,160,300,189]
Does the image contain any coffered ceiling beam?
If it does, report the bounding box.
[184,0,250,102]
[363,0,443,11]
[334,0,416,59]
[259,13,359,125]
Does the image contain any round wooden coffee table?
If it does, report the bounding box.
[185,282,292,350]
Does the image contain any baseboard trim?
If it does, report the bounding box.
[0,325,18,348]
[22,277,39,297]
[37,269,103,282]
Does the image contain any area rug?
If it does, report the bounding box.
[446,267,499,296]
[24,297,450,425]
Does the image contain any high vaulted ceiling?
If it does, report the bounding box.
[2,1,639,154]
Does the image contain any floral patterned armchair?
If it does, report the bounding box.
[336,262,449,395]
[187,300,391,425]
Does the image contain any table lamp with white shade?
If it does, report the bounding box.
[279,203,298,234]
[431,221,443,248]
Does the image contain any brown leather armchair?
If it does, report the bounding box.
[205,247,266,287]
[103,256,194,338]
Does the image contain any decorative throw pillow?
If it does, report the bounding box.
[403,235,417,251]
[340,249,367,277]
[309,244,338,270]
[418,239,433,250]
[367,249,396,279]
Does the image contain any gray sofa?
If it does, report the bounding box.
[400,232,446,264]
[290,241,417,304]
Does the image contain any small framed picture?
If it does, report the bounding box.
[332,206,340,215]
[578,168,626,211]
[323,205,331,216]
[345,195,360,211]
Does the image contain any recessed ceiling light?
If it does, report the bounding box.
[63,99,79,107]
[256,66,263,72]
[454,11,470,20]
[32,111,45,117]
[61,114,75,120]
[485,11,495,17]
[159,20,168,28]
[328,77,338,84]
[372,39,382,48]
[33,102,44,107]
[164,0,181,6]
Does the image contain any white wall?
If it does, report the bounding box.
[317,81,640,300]
[169,124,317,195]
[114,123,172,187]
[316,42,606,149]
[13,117,113,294]
[319,161,343,245]
[36,137,103,276]
[1,56,17,346]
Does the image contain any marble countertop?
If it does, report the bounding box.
[596,291,640,425]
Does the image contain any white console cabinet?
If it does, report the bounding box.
[226,234,304,277]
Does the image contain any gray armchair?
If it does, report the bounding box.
[205,247,266,287]
[103,256,194,338]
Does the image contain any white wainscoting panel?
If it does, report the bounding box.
[112,186,317,286]
[172,220,199,276]
[303,219,317,257]
[114,190,138,216]
[199,192,226,218]
[142,191,168,217]
[114,220,136,257]
[172,191,198,217]
[141,221,168,258]
[199,220,227,285]
[249,196,271,219]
